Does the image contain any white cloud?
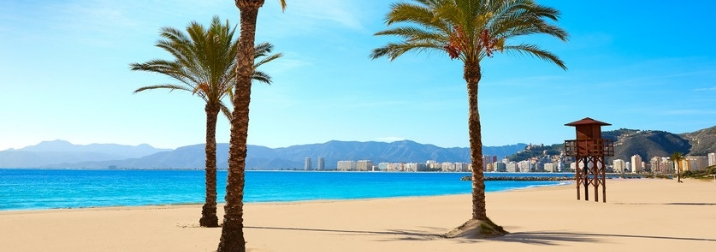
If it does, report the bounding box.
[261,0,369,37]
[695,86,716,91]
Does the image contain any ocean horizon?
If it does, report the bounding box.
[0,169,570,211]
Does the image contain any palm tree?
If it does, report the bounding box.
[670,152,684,183]
[219,1,286,251]
[130,16,281,228]
[371,0,567,237]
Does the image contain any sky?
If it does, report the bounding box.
[1,0,715,151]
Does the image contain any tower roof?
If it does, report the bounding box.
[565,117,611,126]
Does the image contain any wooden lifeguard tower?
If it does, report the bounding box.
[564,117,614,203]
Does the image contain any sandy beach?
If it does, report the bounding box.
[2,178,715,251]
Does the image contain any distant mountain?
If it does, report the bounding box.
[43,140,527,170]
[0,140,171,168]
[680,125,716,156]
[612,130,691,161]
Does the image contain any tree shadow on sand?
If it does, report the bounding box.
[246,226,716,246]
[489,231,716,245]
[614,202,716,206]
[245,226,442,240]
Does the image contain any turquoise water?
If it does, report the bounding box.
[0,169,569,211]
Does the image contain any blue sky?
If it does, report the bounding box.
[1,0,715,151]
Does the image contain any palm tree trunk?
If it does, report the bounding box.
[218,1,263,251]
[677,163,682,183]
[464,60,486,220]
[200,103,220,227]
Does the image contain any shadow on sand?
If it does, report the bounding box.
[246,226,716,245]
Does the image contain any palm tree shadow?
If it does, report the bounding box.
[245,226,716,245]
[615,202,716,206]
[487,231,716,245]
[245,226,442,240]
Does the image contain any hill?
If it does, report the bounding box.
[680,125,716,155]
[0,140,171,168]
[41,141,527,170]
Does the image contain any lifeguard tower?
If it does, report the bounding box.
[564,117,614,203]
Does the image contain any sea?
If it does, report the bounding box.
[0,169,572,211]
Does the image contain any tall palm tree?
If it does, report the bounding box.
[130,16,281,228]
[219,1,286,251]
[670,152,684,183]
[371,0,567,237]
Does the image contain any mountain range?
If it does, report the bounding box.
[0,140,525,169]
[0,140,171,168]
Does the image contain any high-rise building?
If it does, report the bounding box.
[650,157,661,173]
[304,157,312,171]
[631,154,643,173]
[317,157,325,171]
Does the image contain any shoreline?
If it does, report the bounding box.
[2,179,715,251]
[0,181,570,212]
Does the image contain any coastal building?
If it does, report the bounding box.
[613,159,626,173]
[337,161,356,171]
[518,160,532,172]
[708,153,716,167]
[456,162,469,172]
[317,157,325,171]
[494,162,507,172]
[377,162,389,171]
[650,156,669,173]
[685,156,709,171]
[661,157,674,173]
[631,154,643,173]
[506,162,518,172]
[426,160,439,170]
[356,160,373,171]
[304,157,312,171]
[483,156,497,171]
[543,163,557,172]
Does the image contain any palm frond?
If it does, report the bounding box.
[502,44,566,70]
[252,71,272,85]
[371,41,445,61]
[219,101,233,121]
[134,84,192,93]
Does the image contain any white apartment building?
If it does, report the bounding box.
[631,154,643,173]
[543,163,557,172]
[613,159,626,173]
[403,162,421,172]
[317,157,325,171]
[518,160,532,172]
[506,162,518,172]
[304,157,312,171]
[708,153,716,167]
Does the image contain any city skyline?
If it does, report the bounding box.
[2,1,715,151]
